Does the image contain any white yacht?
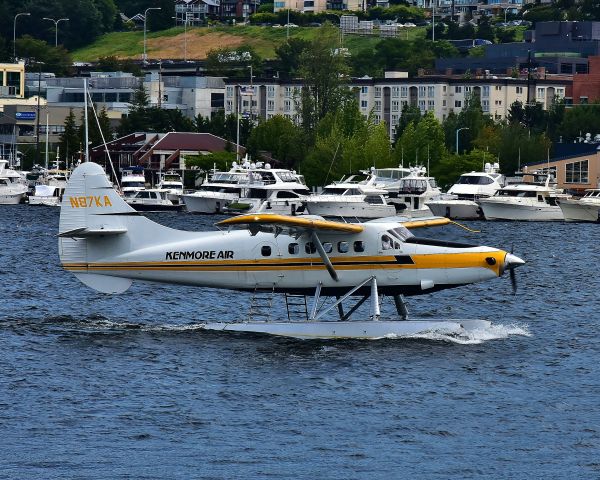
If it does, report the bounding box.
[226,164,310,215]
[385,166,442,218]
[182,168,250,214]
[121,166,146,198]
[479,173,569,221]
[157,170,184,203]
[304,171,398,219]
[426,163,506,219]
[557,189,600,222]
[124,188,183,211]
[0,159,28,205]
[29,184,62,206]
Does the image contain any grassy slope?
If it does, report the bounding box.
[72,25,426,62]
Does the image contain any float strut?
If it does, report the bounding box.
[336,296,344,321]
[309,282,322,320]
[393,294,409,321]
[371,277,380,321]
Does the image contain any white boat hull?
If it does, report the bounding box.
[200,319,492,340]
[183,193,237,213]
[29,196,60,206]
[558,200,600,222]
[479,199,564,221]
[426,199,482,219]
[0,192,26,205]
[306,201,396,219]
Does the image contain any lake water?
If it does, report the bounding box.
[1,205,599,479]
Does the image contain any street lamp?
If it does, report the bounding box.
[455,127,470,155]
[247,65,254,120]
[143,7,162,63]
[43,17,69,47]
[13,12,30,61]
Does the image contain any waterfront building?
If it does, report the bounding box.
[273,0,327,13]
[224,71,570,140]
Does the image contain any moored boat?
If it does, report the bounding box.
[557,189,600,222]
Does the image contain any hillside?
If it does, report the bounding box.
[72,25,426,62]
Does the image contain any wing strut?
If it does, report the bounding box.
[311,231,338,281]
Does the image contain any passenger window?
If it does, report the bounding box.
[537,195,543,202]
[338,241,349,253]
[323,242,333,253]
[261,246,271,257]
[354,241,365,252]
[288,243,299,254]
[305,242,316,254]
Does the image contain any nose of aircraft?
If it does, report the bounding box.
[504,253,526,270]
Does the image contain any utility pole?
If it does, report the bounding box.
[35,64,42,166]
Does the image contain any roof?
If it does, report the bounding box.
[153,132,244,153]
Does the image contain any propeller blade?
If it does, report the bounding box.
[510,268,517,295]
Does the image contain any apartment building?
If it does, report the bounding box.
[223,72,570,140]
[273,0,327,13]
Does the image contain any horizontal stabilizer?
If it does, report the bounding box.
[74,273,132,294]
[59,226,128,238]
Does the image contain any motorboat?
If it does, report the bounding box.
[384,166,442,218]
[0,159,28,205]
[304,171,398,219]
[157,170,184,203]
[478,172,570,221]
[29,184,61,206]
[121,166,146,198]
[225,163,310,216]
[124,188,183,211]
[557,189,600,222]
[426,163,506,219]
[182,168,250,214]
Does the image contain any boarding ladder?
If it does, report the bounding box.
[248,284,276,322]
[284,294,308,322]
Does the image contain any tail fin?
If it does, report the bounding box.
[59,162,134,293]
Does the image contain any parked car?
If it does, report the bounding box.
[403,22,416,28]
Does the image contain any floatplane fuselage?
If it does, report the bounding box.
[58,163,525,339]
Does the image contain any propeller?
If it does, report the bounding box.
[504,247,525,295]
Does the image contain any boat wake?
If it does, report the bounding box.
[384,322,531,344]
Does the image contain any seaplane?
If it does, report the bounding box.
[58,162,525,340]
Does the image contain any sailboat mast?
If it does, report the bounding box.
[45,112,49,170]
[84,78,89,162]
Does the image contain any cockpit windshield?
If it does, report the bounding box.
[456,175,494,185]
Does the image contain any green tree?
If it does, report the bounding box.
[395,104,421,140]
[60,108,80,166]
[298,23,349,132]
[275,38,311,77]
[247,115,304,168]
[15,35,73,75]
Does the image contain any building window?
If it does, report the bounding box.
[374,87,381,98]
[391,100,399,112]
[427,100,435,110]
[361,86,368,94]
[401,100,408,107]
[267,100,275,111]
[556,88,564,97]
[284,99,291,111]
[565,160,589,183]
[482,100,489,112]
[495,85,502,91]
[455,86,462,94]
[418,86,426,97]
[361,100,368,108]
[482,86,490,97]
[516,86,523,94]
[580,96,589,104]
[391,114,398,125]
[464,86,471,93]
[537,87,545,98]
[400,86,408,98]
[226,100,233,110]
[419,100,426,111]
[427,86,435,97]
[495,100,502,106]
[267,85,275,98]
[454,100,462,108]
[226,86,234,98]
[442,100,447,107]
[284,87,292,97]
[374,115,381,124]
[374,100,381,112]
[391,86,400,98]
[443,85,447,93]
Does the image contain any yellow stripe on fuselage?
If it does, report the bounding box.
[63,251,505,276]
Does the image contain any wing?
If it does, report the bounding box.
[216,214,364,236]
